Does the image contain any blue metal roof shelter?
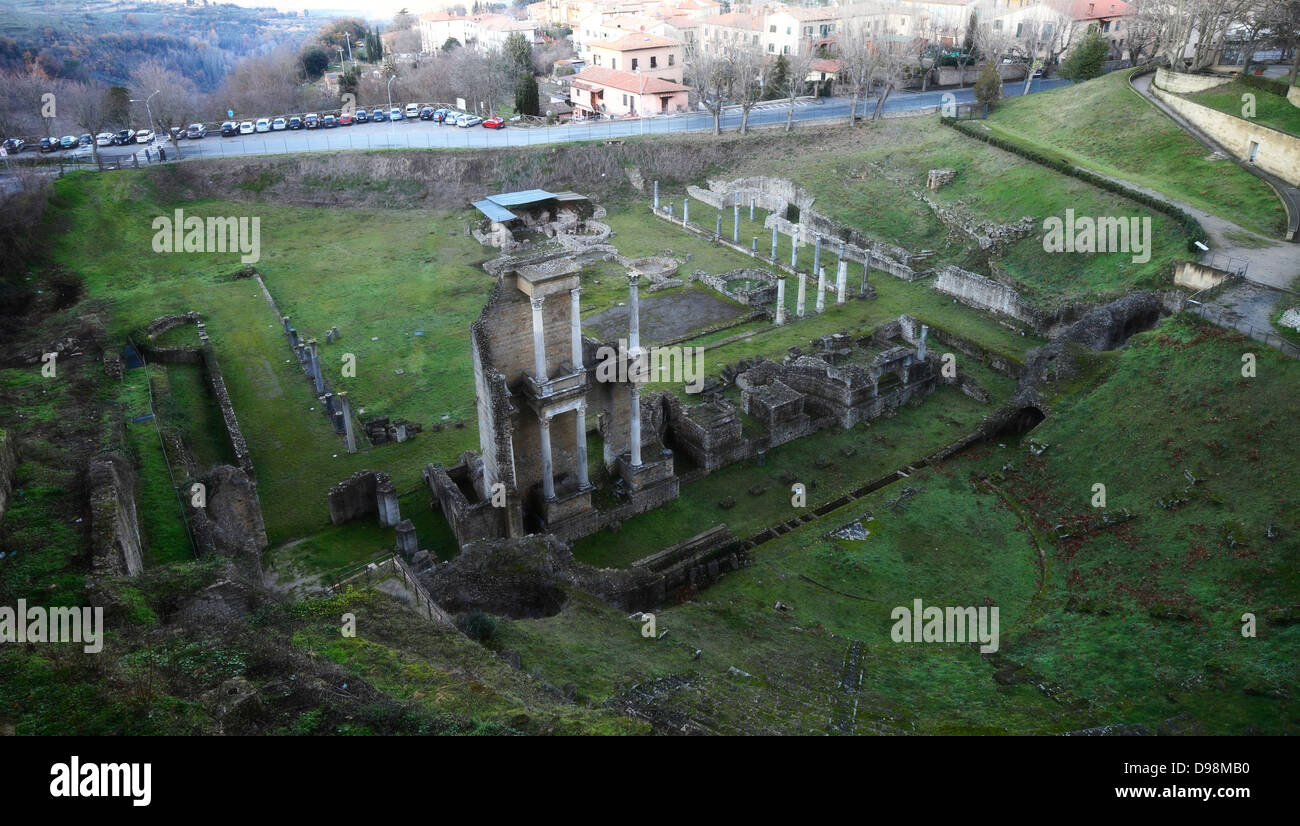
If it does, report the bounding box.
[471,189,568,222]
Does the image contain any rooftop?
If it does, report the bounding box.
[571,66,691,94]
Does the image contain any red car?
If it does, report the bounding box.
[338,113,354,126]
[482,116,505,129]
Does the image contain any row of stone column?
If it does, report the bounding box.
[529,286,590,501]
[283,314,357,453]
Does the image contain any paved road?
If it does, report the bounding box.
[45,79,1072,164]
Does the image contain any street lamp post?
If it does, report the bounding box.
[130,89,160,145]
[387,75,397,125]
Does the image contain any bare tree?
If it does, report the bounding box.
[130,61,200,158]
[66,81,111,163]
[837,19,876,127]
[1132,0,1257,71]
[782,43,817,132]
[686,40,732,135]
[731,41,771,135]
[871,44,910,121]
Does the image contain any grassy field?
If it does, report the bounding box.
[981,70,1287,237]
[1187,80,1300,138]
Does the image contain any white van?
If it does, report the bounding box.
[404,103,420,119]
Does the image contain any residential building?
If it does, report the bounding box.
[568,66,691,116]
[587,32,685,81]
[419,12,542,54]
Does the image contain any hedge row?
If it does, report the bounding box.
[940,116,1207,252]
[1238,72,1294,98]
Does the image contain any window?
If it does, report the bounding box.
[631,58,638,70]
[993,20,1003,30]
[786,26,791,34]
[768,43,774,52]
[649,55,657,68]
[668,53,674,65]
[1015,22,1023,37]
[769,24,776,32]
[783,44,790,54]
[622,94,628,105]
[1043,23,1053,38]
[803,26,812,35]
[611,58,617,69]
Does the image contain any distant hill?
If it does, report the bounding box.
[0,0,320,90]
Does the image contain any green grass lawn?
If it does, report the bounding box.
[983,70,1287,237]
[1187,79,1300,138]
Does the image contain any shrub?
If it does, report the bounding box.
[459,612,498,644]
[1059,28,1108,82]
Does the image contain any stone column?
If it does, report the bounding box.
[837,261,847,304]
[816,267,826,313]
[775,277,787,326]
[529,296,547,382]
[575,402,590,488]
[770,226,778,260]
[289,327,300,349]
[749,198,755,221]
[627,273,641,353]
[918,324,929,360]
[395,519,418,558]
[338,391,358,453]
[537,414,556,499]
[813,235,822,276]
[716,215,722,238]
[570,288,584,370]
[861,256,871,296]
[308,338,324,393]
[668,201,673,218]
[376,474,400,527]
[281,315,291,335]
[653,180,659,210]
[790,232,798,269]
[796,271,807,317]
[628,385,642,468]
[752,237,758,255]
[733,203,740,243]
[683,197,690,225]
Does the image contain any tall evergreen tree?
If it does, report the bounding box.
[514,71,540,116]
[1058,27,1108,82]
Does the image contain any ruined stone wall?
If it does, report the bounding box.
[88,452,144,577]
[187,465,266,578]
[932,265,1041,328]
[424,461,507,548]
[199,343,256,480]
[145,312,202,339]
[328,470,399,525]
[0,430,16,526]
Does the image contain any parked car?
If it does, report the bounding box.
[456,114,482,128]
[78,133,93,146]
[304,113,319,128]
[432,108,451,123]
[418,106,434,121]
[59,135,77,149]
[135,129,155,143]
[321,114,337,128]
[482,116,505,129]
[239,121,254,135]
[185,123,206,139]
[272,117,287,131]
[221,121,239,136]
[288,116,303,130]
[371,108,387,122]
[39,137,57,152]
[354,109,369,123]
[93,133,113,147]
[404,103,420,119]
[389,107,404,121]
[338,113,354,126]
[254,118,270,133]
[2,138,26,153]
[111,129,132,145]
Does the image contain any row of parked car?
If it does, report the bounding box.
[214,104,506,137]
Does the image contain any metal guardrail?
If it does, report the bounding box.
[1185,303,1300,359]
